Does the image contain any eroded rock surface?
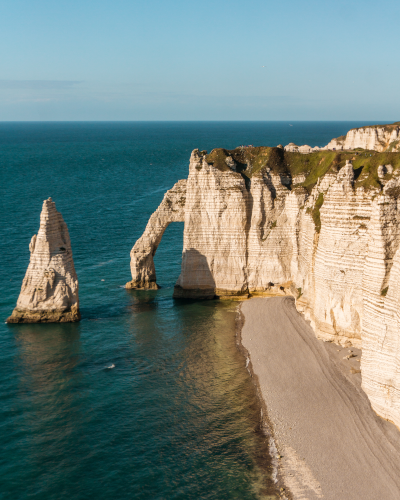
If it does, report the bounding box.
[7,198,80,323]
[126,179,187,289]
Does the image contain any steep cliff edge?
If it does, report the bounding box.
[7,198,80,323]
[129,145,400,428]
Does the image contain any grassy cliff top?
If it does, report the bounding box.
[205,146,400,192]
[348,121,400,132]
[352,151,400,190]
[206,146,295,178]
[205,146,281,175]
[288,150,400,191]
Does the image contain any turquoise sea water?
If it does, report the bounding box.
[0,122,381,500]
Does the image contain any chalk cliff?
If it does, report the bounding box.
[129,144,400,428]
[7,198,80,323]
[285,122,400,153]
[339,123,400,152]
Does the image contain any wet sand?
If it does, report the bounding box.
[240,296,400,500]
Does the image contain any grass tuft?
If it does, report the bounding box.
[312,193,324,233]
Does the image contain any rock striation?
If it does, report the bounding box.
[129,142,400,429]
[7,198,80,323]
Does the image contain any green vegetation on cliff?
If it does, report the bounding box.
[312,193,324,233]
[352,152,400,190]
[205,146,400,194]
[285,151,337,192]
[388,140,400,152]
[205,148,241,172]
[205,146,283,176]
[348,121,400,133]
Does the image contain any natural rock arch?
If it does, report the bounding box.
[126,179,187,289]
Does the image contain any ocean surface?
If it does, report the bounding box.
[0,121,382,500]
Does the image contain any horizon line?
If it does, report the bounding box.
[0,119,397,123]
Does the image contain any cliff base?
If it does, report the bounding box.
[173,285,215,299]
[6,306,81,323]
[125,280,160,290]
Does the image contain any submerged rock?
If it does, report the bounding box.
[7,198,80,323]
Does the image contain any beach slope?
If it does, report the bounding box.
[240,297,400,500]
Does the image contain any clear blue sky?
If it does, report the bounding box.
[0,0,399,121]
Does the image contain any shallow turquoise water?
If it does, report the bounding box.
[0,122,379,499]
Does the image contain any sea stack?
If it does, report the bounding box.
[7,198,80,323]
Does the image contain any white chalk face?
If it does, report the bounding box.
[10,198,80,322]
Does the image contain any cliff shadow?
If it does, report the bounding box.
[152,221,184,288]
[173,248,216,300]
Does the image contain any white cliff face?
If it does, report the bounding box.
[174,149,304,299]
[130,145,400,428]
[362,243,400,429]
[284,143,320,153]
[285,122,400,153]
[361,181,400,429]
[323,136,346,150]
[344,125,400,152]
[7,198,80,323]
[301,163,373,347]
[126,179,187,289]
[175,150,249,298]
[246,171,302,292]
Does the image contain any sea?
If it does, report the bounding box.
[0,121,381,500]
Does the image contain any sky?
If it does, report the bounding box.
[0,0,399,121]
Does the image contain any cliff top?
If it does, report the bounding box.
[348,121,400,132]
[205,146,284,176]
[205,146,400,193]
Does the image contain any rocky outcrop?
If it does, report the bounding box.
[129,144,400,428]
[284,143,320,153]
[126,179,187,289]
[7,198,80,323]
